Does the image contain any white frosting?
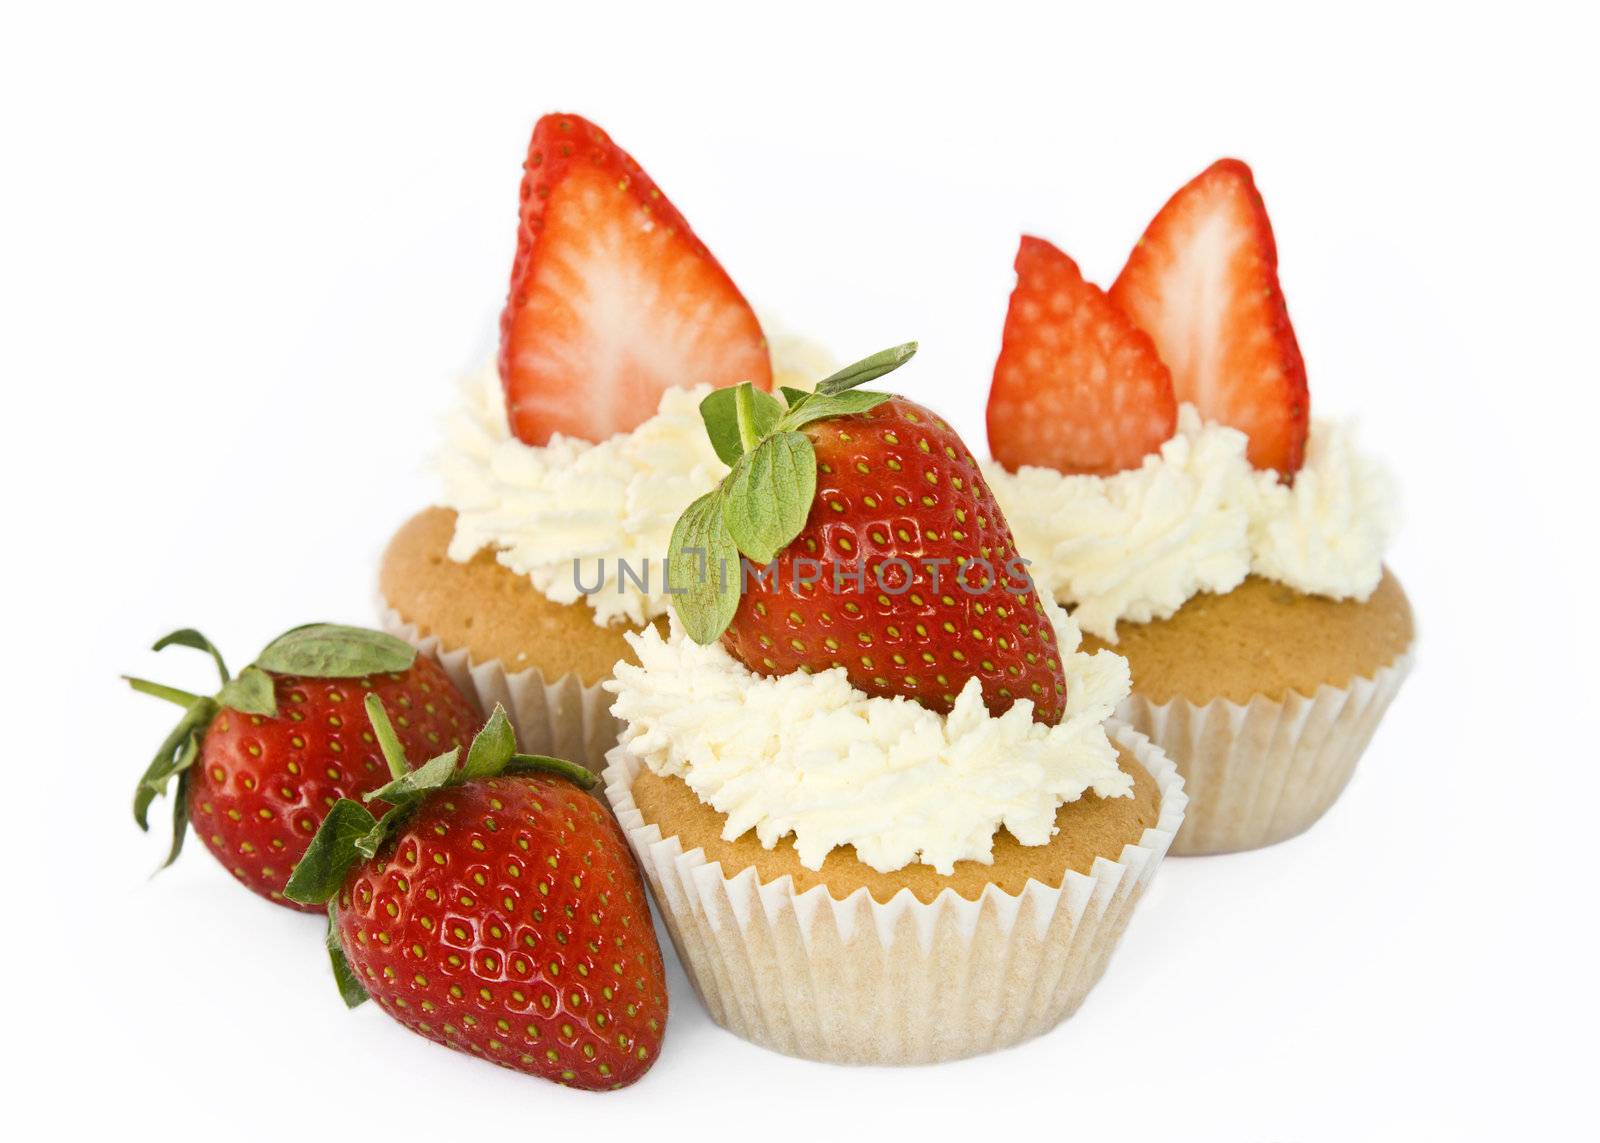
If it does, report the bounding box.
[437,338,830,628]
[1245,418,1397,601]
[438,369,723,627]
[606,603,1133,875]
[985,406,1396,641]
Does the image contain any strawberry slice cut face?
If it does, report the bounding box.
[987,236,1177,476]
[1109,158,1308,475]
[498,114,771,446]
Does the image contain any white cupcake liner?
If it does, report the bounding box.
[379,602,622,776]
[604,721,1186,1066]
[1119,650,1413,856]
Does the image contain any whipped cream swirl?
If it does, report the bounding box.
[984,406,1397,641]
[607,603,1132,875]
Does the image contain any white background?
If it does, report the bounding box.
[7,2,1597,1139]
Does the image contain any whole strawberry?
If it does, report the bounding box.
[669,345,1067,724]
[127,624,480,910]
[285,701,667,1091]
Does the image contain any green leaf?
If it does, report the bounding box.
[133,697,218,831]
[152,628,230,685]
[255,624,416,678]
[123,676,205,709]
[700,388,744,466]
[161,767,193,870]
[776,389,894,434]
[700,384,784,466]
[666,490,742,645]
[215,666,277,717]
[504,753,599,790]
[283,799,378,905]
[721,432,816,565]
[461,705,516,781]
[364,748,460,805]
[814,342,917,396]
[326,905,369,1008]
[779,386,812,411]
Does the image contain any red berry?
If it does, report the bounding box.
[188,658,479,911]
[332,773,667,1090]
[721,396,1067,724]
[130,626,481,911]
[1110,158,1309,475]
[498,113,771,447]
[988,236,1177,475]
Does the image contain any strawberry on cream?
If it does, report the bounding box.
[981,158,1397,641]
[606,597,1133,875]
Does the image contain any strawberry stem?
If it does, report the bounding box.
[363,693,411,779]
[123,675,205,709]
[734,383,763,453]
[152,628,231,684]
[506,752,599,790]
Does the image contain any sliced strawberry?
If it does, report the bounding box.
[498,113,771,446]
[1109,158,1309,474]
[987,236,1177,475]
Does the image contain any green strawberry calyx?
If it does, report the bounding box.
[124,623,420,869]
[283,697,596,1007]
[668,342,918,645]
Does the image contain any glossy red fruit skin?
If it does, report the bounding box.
[988,236,1177,476]
[333,775,667,1091]
[186,656,480,911]
[722,397,1068,725]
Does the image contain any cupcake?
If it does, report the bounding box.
[379,112,829,771]
[983,159,1413,855]
[602,347,1185,1064]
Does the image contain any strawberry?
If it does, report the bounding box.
[987,236,1177,475]
[498,112,771,447]
[1109,158,1309,474]
[668,346,1068,725]
[286,701,667,1091]
[127,624,480,911]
